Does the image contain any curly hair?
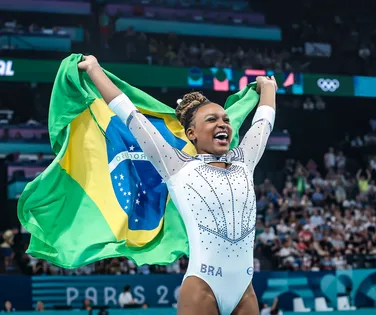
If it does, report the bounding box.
[175,92,211,130]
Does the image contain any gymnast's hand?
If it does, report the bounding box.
[256,75,278,93]
[78,55,100,72]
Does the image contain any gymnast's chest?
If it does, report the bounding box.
[176,162,254,211]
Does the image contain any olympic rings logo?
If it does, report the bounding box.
[317,78,340,92]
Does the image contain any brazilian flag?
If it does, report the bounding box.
[17,54,260,268]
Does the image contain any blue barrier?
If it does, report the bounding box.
[0,34,71,52]
[32,275,183,309]
[12,310,176,315]
[2,269,376,311]
[0,142,52,154]
[31,270,376,311]
[0,276,32,310]
[0,0,90,14]
[8,309,376,315]
[116,18,281,41]
[285,311,376,315]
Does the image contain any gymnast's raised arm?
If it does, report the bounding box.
[238,76,277,172]
[78,55,187,181]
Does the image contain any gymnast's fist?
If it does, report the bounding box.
[78,55,99,72]
[256,75,278,93]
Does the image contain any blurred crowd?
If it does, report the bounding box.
[108,28,294,72]
[0,20,70,38]
[107,24,375,75]
[254,148,376,271]
[0,227,189,275]
[284,1,376,75]
[2,4,376,75]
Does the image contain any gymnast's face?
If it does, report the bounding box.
[186,103,233,156]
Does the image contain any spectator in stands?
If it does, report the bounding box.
[138,263,151,275]
[118,285,135,308]
[332,251,346,270]
[256,194,268,213]
[258,224,276,245]
[311,187,325,206]
[267,187,281,206]
[98,307,108,315]
[118,258,137,275]
[35,301,44,312]
[261,297,283,315]
[25,117,41,126]
[321,254,334,270]
[310,209,324,227]
[335,175,347,204]
[357,168,371,195]
[278,238,300,268]
[32,260,50,275]
[179,256,188,274]
[303,97,315,110]
[166,260,180,274]
[82,299,92,313]
[324,147,336,170]
[264,205,279,227]
[2,301,15,312]
[0,230,15,272]
[108,258,121,275]
[336,151,346,170]
[0,230,14,249]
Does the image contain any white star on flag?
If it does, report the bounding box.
[129,145,135,151]
[112,167,152,218]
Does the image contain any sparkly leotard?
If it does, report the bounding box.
[109,94,275,315]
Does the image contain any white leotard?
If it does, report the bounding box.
[109,94,275,315]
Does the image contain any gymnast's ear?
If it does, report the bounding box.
[185,127,197,143]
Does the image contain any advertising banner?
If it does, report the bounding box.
[2,269,376,310]
[30,269,376,311]
[305,42,332,57]
[32,274,183,309]
[2,58,376,99]
[304,74,354,96]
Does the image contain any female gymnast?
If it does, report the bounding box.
[78,55,277,315]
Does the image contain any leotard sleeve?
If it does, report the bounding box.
[238,105,275,172]
[108,93,191,181]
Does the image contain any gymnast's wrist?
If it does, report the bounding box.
[86,62,101,73]
[261,80,277,92]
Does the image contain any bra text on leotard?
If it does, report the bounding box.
[200,263,223,277]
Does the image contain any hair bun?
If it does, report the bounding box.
[175,92,209,128]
